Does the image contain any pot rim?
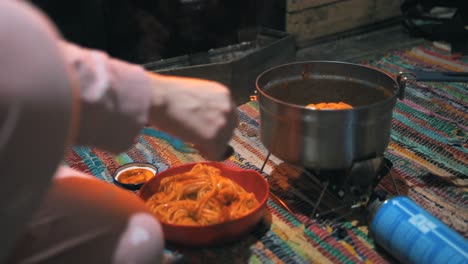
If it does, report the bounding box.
[255,60,401,112]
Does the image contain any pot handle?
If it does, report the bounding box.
[397,70,468,100]
[411,70,468,82]
[396,72,411,100]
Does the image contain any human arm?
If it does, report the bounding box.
[0,1,237,261]
[60,41,238,160]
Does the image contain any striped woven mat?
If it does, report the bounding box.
[64,42,467,263]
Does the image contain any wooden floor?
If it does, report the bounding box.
[295,21,425,63]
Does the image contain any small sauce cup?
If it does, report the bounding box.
[113,163,158,191]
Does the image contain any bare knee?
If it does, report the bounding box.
[113,213,165,264]
[53,166,95,179]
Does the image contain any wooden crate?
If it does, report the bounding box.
[286,0,402,47]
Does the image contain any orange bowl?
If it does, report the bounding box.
[138,161,269,247]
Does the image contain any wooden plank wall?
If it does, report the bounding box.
[286,0,402,47]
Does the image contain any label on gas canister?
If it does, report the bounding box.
[370,196,468,264]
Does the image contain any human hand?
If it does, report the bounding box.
[147,73,238,160]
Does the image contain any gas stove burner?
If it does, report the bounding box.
[306,156,393,202]
[260,152,395,220]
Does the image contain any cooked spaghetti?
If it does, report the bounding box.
[306,102,353,110]
[145,164,259,226]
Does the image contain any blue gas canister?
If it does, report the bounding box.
[367,195,468,264]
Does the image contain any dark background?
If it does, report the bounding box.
[30,0,286,64]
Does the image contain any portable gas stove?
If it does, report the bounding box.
[259,152,398,221]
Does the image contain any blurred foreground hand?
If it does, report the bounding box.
[148,74,238,161]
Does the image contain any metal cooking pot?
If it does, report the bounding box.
[255,61,404,170]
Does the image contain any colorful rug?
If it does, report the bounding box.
[64,42,468,263]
